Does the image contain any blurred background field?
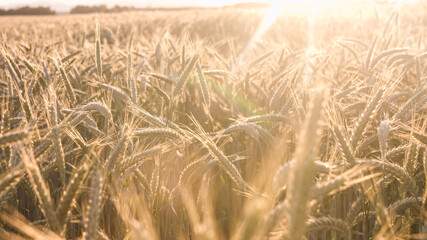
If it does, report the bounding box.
[0,1,426,239]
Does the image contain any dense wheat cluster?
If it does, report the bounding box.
[0,2,426,239]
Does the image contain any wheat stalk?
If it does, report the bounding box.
[58,64,77,103]
[95,19,102,80]
[82,102,113,121]
[350,88,385,148]
[0,129,29,147]
[20,146,61,233]
[83,169,103,240]
[173,54,198,99]
[196,61,211,108]
[305,217,351,240]
[49,103,66,185]
[0,163,25,199]
[104,126,129,171]
[57,162,91,233]
[284,88,326,240]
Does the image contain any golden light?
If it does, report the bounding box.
[235,0,419,70]
[235,0,286,70]
[210,0,419,6]
[278,0,420,4]
[388,0,420,2]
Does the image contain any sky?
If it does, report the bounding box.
[0,0,420,12]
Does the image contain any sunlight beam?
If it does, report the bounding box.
[235,1,286,71]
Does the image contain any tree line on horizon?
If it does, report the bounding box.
[0,4,226,16]
[0,5,144,16]
[0,4,212,16]
[0,6,55,15]
[1,1,424,16]
[70,5,140,14]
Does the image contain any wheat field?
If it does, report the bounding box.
[0,2,426,239]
